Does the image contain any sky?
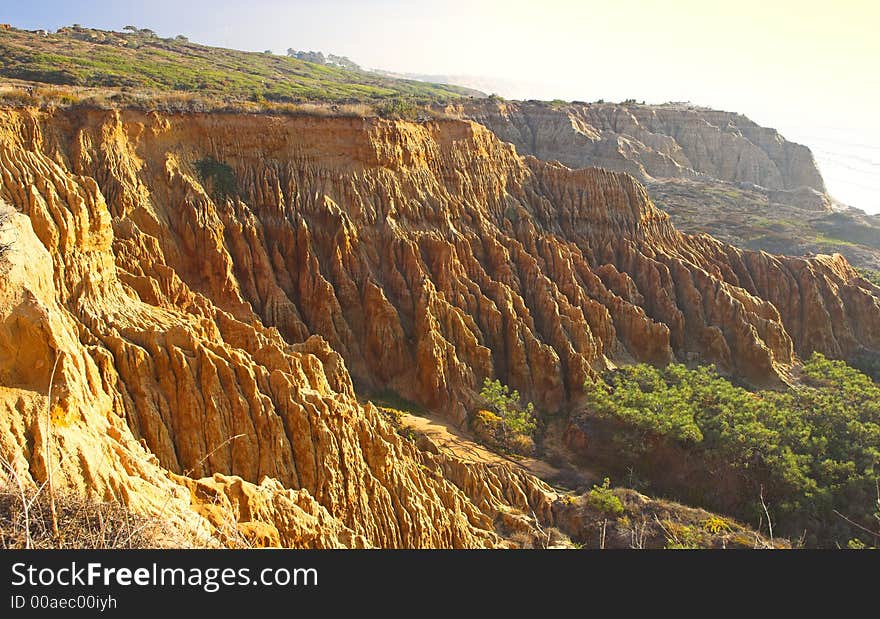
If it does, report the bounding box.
[4,0,878,212]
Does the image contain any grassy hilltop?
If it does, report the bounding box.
[0,24,481,105]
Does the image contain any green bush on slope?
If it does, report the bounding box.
[579,354,880,546]
[474,378,538,455]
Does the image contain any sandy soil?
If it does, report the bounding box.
[398,412,596,489]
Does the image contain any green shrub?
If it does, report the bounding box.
[663,522,702,549]
[376,98,420,120]
[480,378,537,435]
[471,409,536,456]
[586,478,624,516]
[580,354,880,546]
[702,516,732,534]
[194,156,238,201]
[474,378,538,455]
[858,268,880,288]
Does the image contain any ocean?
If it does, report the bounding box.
[776,124,880,215]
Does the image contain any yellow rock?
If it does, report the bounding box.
[0,105,876,548]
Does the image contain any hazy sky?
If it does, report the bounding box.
[5,1,879,211]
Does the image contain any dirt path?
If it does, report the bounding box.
[398,412,596,490]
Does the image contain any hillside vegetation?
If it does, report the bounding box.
[649,179,880,271]
[574,355,880,547]
[0,25,480,104]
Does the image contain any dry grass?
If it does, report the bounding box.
[553,488,785,549]
[0,80,462,124]
[0,202,13,258]
[510,526,573,549]
[0,468,164,549]
[269,101,375,118]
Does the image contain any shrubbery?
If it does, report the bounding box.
[579,354,880,546]
[585,478,624,516]
[376,98,420,120]
[194,156,238,201]
[858,268,880,288]
[473,378,538,455]
[0,26,472,106]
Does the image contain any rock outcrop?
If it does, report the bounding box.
[0,109,557,548]
[0,106,877,546]
[456,100,826,192]
[456,100,880,271]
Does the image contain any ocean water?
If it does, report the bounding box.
[776,124,880,215]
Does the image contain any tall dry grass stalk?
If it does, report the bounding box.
[45,353,60,540]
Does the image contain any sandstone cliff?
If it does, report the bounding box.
[0,109,557,548]
[455,100,880,271]
[457,100,826,192]
[0,106,876,547]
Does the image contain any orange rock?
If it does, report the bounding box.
[0,106,876,548]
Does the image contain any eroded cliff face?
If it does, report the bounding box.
[457,100,826,192]
[0,108,556,548]
[0,106,876,546]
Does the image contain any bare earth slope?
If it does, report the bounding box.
[0,106,876,546]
